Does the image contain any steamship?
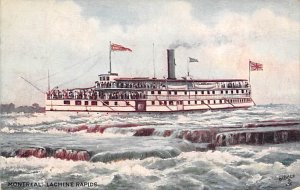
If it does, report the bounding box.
[46,49,254,113]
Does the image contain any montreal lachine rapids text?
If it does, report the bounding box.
[7,181,98,188]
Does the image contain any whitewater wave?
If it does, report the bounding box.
[1,104,300,189]
[90,148,181,163]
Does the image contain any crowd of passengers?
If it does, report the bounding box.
[95,81,249,89]
[220,82,249,88]
[96,81,164,89]
[48,81,249,100]
[47,88,146,100]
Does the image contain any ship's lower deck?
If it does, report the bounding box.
[45,98,254,113]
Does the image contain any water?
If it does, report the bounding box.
[1,104,300,190]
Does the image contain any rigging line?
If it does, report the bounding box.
[35,51,101,82]
[55,58,100,88]
[36,53,99,82]
[20,76,45,94]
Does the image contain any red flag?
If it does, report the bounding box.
[249,60,263,71]
[111,43,132,52]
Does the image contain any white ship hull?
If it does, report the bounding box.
[46,98,254,113]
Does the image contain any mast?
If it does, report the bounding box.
[152,43,156,78]
[48,69,50,93]
[187,57,190,76]
[248,59,251,83]
[109,41,112,73]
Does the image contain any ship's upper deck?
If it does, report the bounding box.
[114,77,247,83]
[98,73,247,83]
[96,73,250,91]
[47,73,251,101]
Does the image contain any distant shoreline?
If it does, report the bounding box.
[0,103,45,113]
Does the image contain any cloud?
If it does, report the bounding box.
[1,0,299,105]
[1,0,105,105]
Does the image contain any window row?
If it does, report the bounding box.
[150,90,248,95]
[64,100,98,106]
[64,100,131,106]
[99,76,110,81]
[150,98,251,106]
[228,98,250,104]
[151,100,183,105]
[221,89,246,94]
[64,98,251,106]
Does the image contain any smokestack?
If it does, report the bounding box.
[167,49,176,79]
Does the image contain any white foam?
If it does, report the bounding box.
[104,127,135,136]
[179,151,245,166]
[177,115,190,123]
[46,128,69,135]
[237,161,286,175]
[78,131,133,138]
[118,163,153,176]
[89,176,113,185]
[0,156,86,177]
[246,174,262,186]
[22,128,42,134]
[207,168,239,183]
[2,126,134,137]
[2,113,70,126]
[84,159,158,189]
[0,127,16,133]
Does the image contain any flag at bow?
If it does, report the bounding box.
[249,60,263,71]
[189,57,199,62]
[111,43,132,52]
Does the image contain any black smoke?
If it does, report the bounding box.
[169,40,203,49]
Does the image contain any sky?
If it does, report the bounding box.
[1,0,299,106]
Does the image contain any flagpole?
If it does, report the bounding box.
[187,57,190,76]
[48,69,50,93]
[248,59,250,83]
[152,43,156,78]
[109,41,112,73]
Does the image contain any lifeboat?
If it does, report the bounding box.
[194,83,216,89]
[167,84,187,90]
